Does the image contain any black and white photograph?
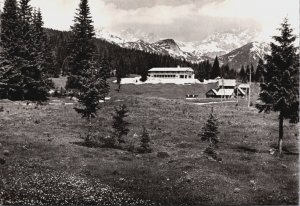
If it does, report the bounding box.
[0,0,299,205]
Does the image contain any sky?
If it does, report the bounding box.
[28,0,299,42]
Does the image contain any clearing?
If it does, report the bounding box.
[0,79,298,205]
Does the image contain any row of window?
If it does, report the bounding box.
[153,75,176,78]
[151,75,193,78]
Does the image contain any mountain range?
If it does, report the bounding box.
[95,28,271,71]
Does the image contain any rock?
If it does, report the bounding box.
[207,156,216,161]
[0,157,5,165]
[269,148,276,155]
[234,188,241,193]
[22,145,28,150]
[157,151,170,158]
[3,150,9,156]
[186,176,192,183]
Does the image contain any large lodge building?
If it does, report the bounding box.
[148,67,195,79]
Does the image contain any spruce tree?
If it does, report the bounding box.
[255,58,264,83]
[199,108,219,148]
[69,0,109,143]
[19,0,51,101]
[256,18,299,155]
[74,62,108,143]
[140,67,148,82]
[32,9,55,78]
[211,56,220,79]
[112,104,130,144]
[66,0,95,89]
[98,57,111,81]
[0,0,21,59]
[239,65,246,82]
[0,0,23,99]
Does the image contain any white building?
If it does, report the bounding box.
[148,67,195,79]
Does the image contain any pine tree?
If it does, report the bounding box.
[18,0,51,101]
[32,9,55,78]
[1,0,21,59]
[140,67,148,82]
[239,65,246,82]
[98,57,111,81]
[256,18,299,155]
[74,63,108,143]
[204,60,211,80]
[250,64,255,82]
[211,56,220,79]
[0,0,23,99]
[199,108,219,148]
[66,0,95,89]
[255,58,264,83]
[116,59,125,92]
[245,65,251,82]
[112,104,130,144]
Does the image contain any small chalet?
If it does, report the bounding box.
[206,79,246,98]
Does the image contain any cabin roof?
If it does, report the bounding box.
[218,79,236,87]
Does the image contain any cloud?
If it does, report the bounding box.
[29,0,299,41]
[198,0,299,40]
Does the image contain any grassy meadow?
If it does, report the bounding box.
[0,78,298,205]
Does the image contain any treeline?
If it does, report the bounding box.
[46,29,260,82]
[46,29,198,77]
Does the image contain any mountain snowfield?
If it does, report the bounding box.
[219,41,270,70]
[95,28,271,70]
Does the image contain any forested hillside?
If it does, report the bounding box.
[46,28,195,76]
[45,28,242,81]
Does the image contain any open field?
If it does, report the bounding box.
[0,79,298,205]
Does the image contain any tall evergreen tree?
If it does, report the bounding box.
[239,65,246,82]
[0,0,23,99]
[250,64,255,82]
[32,9,56,78]
[211,56,220,79]
[1,0,21,59]
[199,108,219,148]
[18,0,51,101]
[69,0,109,142]
[255,58,264,83]
[66,0,95,89]
[112,104,130,144]
[256,18,299,155]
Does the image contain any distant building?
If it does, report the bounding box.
[206,79,246,98]
[148,66,195,79]
[217,79,236,88]
[238,83,250,94]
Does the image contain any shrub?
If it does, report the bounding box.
[112,104,130,145]
[199,108,220,159]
